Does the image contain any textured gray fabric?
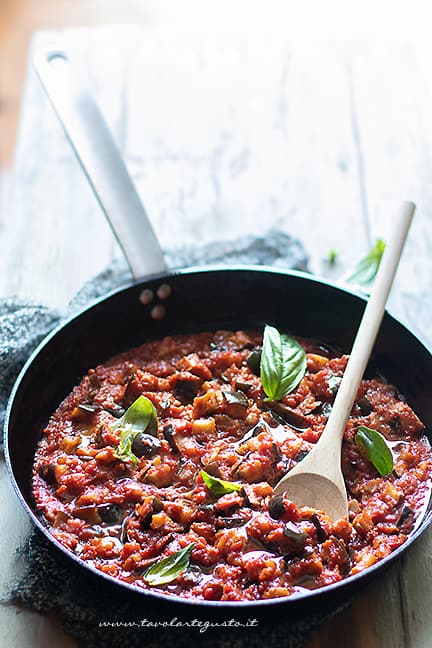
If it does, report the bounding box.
[0,300,60,433]
[1,231,348,647]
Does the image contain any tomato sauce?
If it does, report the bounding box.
[32,330,432,600]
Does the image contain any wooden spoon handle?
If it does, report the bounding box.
[320,201,415,449]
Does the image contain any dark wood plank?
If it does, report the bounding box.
[307,589,380,648]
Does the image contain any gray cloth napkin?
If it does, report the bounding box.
[1,230,348,648]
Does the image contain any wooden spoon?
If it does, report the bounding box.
[272,201,416,520]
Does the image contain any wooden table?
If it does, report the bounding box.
[1,27,431,648]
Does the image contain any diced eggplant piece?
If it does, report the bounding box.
[78,505,119,525]
[269,403,310,430]
[356,396,373,415]
[163,423,180,453]
[315,342,336,357]
[123,374,138,408]
[38,463,57,485]
[268,495,286,519]
[131,432,161,458]
[87,370,101,391]
[77,403,100,414]
[152,496,164,512]
[311,513,328,542]
[278,457,293,475]
[332,536,351,576]
[223,390,248,418]
[396,504,415,528]
[246,349,262,376]
[242,484,261,508]
[224,390,248,407]
[236,342,255,351]
[239,421,267,444]
[120,511,135,543]
[72,505,103,525]
[216,515,247,529]
[245,534,268,552]
[104,403,126,418]
[53,511,69,527]
[228,331,255,350]
[193,390,223,417]
[234,380,253,392]
[94,425,110,448]
[71,403,100,421]
[214,414,237,431]
[182,565,203,584]
[271,442,282,463]
[173,373,201,403]
[139,511,153,530]
[283,521,308,545]
[97,504,122,524]
[201,461,222,478]
[295,449,310,462]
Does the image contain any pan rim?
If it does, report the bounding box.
[4,264,432,610]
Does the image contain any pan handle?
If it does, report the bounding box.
[33,48,167,280]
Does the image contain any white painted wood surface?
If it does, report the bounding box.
[1,28,431,648]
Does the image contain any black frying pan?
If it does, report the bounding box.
[4,49,432,620]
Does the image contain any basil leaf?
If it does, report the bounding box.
[260,325,306,401]
[114,395,158,464]
[345,239,386,290]
[119,395,158,435]
[143,543,195,586]
[116,428,138,465]
[327,247,338,266]
[200,469,242,496]
[355,425,393,476]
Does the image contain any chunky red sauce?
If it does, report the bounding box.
[32,330,432,601]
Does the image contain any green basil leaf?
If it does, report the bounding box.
[260,325,306,401]
[143,543,195,586]
[200,469,242,496]
[119,395,158,435]
[327,247,338,266]
[355,425,393,477]
[116,428,138,465]
[345,239,386,291]
[114,395,158,464]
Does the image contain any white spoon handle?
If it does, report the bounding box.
[320,201,415,450]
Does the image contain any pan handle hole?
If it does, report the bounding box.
[46,51,69,66]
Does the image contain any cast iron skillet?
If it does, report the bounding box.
[4,50,432,619]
